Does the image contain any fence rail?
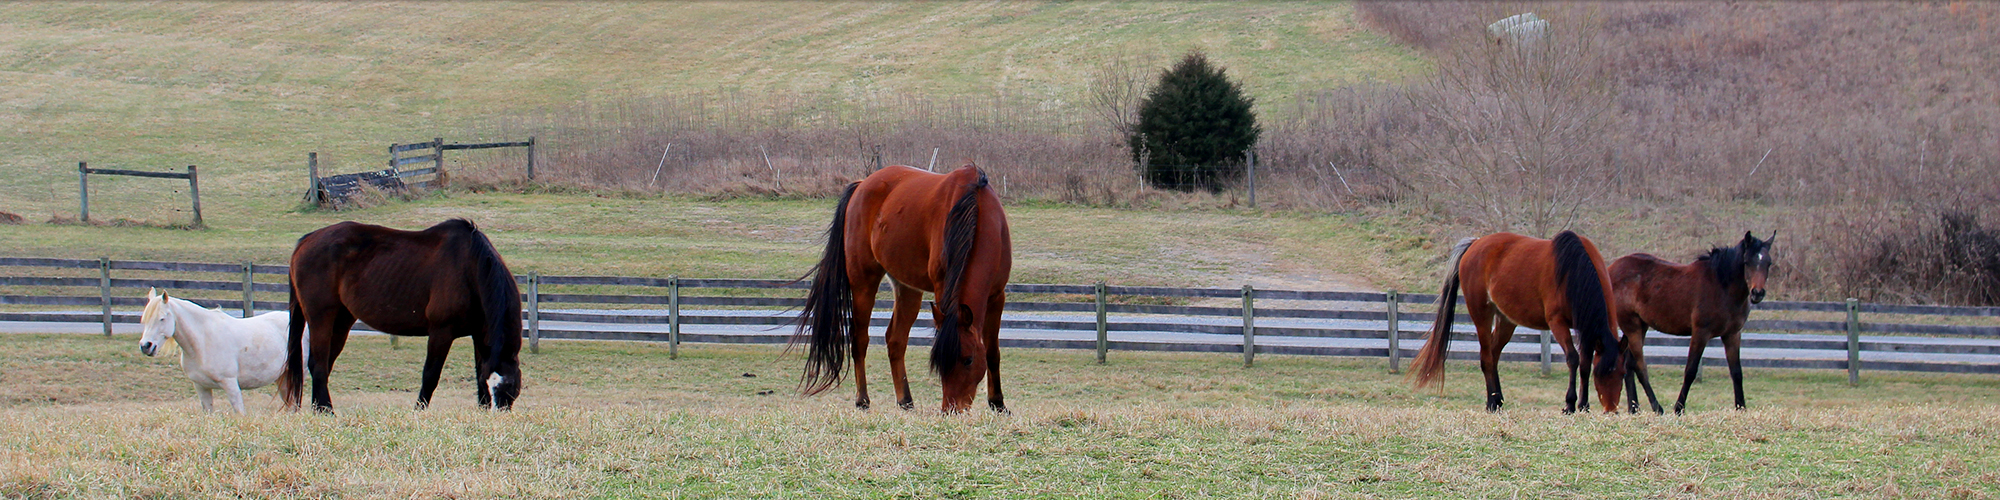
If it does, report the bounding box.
[3,257,1998,378]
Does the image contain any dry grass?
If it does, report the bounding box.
[4,333,1998,498]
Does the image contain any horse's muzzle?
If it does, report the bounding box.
[1750,289,1766,304]
[139,342,157,357]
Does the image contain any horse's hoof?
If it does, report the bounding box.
[990,402,1009,415]
[898,400,915,411]
[312,406,335,415]
[855,400,870,410]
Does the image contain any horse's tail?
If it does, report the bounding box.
[1552,230,1621,381]
[929,170,989,378]
[279,278,304,412]
[1411,237,1477,390]
[794,182,860,396]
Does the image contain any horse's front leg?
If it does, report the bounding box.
[416,332,454,410]
[983,292,1008,414]
[1673,333,1712,415]
[222,377,246,414]
[1723,330,1746,410]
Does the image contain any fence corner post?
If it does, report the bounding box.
[78,162,90,223]
[307,152,321,206]
[99,256,111,337]
[1386,289,1400,374]
[241,261,254,318]
[1846,298,1861,386]
[1242,285,1255,368]
[1094,281,1108,365]
[187,165,203,228]
[528,272,541,354]
[526,136,537,181]
[669,275,681,360]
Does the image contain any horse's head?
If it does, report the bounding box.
[486,358,522,410]
[1741,231,1775,304]
[931,301,990,413]
[138,288,178,357]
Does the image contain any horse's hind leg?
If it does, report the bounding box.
[983,292,1007,414]
[416,331,455,410]
[1482,319,1517,412]
[883,282,920,410]
[848,272,885,410]
[198,387,215,412]
[308,311,354,413]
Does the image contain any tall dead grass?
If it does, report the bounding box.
[456,2,2000,304]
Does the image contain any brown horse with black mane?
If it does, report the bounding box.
[794,164,1012,413]
[1612,231,1774,414]
[278,219,523,413]
[1410,231,1626,413]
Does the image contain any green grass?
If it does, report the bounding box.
[0,2,1425,223]
[4,333,1998,498]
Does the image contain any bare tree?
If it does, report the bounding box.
[1404,16,1615,235]
[1086,51,1157,139]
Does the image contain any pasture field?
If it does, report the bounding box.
[4,333,1998,498]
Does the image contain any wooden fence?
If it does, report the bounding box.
[76,162,203,228]
[306,137,536,205]
[3,257,1998,381]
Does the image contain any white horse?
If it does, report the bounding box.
[138,288,303,413]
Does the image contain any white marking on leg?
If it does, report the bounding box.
[486,373,504,407]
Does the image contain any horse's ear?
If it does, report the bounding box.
[1744,230,1755,241]
[1767,231,1777,244]
[147,287,158,299]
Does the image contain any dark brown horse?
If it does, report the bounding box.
[794,164,1012,413]
[278,219,523,413]
[1411,231,1625,413]
[1612,231,1774,414]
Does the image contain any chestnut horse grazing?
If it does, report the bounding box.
[1410,231,1625,413]
[279,219,523,413]
[1612,231,1774,414]
[794,164,1012,413]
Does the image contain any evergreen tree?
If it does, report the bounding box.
[1127,51,1261,192]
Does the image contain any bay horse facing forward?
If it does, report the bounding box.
[1410,231,1625,413]
[795,164,1012,413]
[280,219,523,413]
[1612,232,1774,414]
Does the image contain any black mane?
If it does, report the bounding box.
[1697,245,1745,286]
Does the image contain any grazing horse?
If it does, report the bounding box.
[794,164,1012,413]
[279,218,523,413]
[1612,232,1774,414]
[1410,231,1625,413]
[138,288,302,413]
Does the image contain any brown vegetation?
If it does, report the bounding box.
[458,2,2000,304]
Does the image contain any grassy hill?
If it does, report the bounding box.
[0,1,1434,290]
[0,2,1422,219]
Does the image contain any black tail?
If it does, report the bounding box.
[1411,237,1476,389]
[929,172,988,377]
[280,283,304,411]
[1552,230,1620,380]
[795,183,860,395]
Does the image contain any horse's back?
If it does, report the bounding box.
[234,311,297,389]
[848,165,1002,291]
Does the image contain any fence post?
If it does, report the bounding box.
[1386,289,1400,373]
[78,162,90,223]
[187,165,203,228]
[669,276,681,360]
[432,138,444,177]
[307,152,320,205]
[1094,281,1107,364]
[241,262,254,318]
[1242,285,1255,368]
[1245,150,1256,209]
[99,257,111,337]
[526,136,537,180]
[528,272,540,354]
[1847,298,1861,386]
[1541,329,1552,377]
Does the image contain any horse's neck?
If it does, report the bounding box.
[166,299,229,357]
[1717,272,1752,307]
